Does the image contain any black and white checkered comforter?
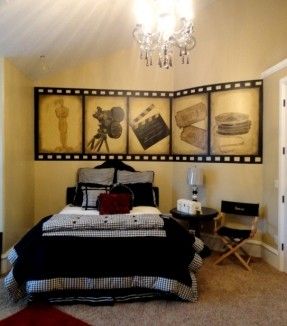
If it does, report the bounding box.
[5,213,204,304]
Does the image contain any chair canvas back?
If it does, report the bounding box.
[221,201,259,217]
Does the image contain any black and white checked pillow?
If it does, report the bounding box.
[81,185,108,210]
[117,170,154,184]
[78,168,114,185]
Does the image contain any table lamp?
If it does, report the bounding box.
[187,167,203,201]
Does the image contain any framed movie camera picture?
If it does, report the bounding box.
[85,96,128,154]
[34,80,263,164]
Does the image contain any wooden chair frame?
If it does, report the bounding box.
[214,201,259,271]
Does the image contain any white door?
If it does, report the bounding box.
[284,82,287,273]
[279,77,287,272]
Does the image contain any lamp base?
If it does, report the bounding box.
[192,186,198,201]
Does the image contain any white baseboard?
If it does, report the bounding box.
[201,233,279,268]
[241,239,262,258]
[261,242,279,270]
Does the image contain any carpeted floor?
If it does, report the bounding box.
[1,253,287,326]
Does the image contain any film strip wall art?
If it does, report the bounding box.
[34,79,263,163]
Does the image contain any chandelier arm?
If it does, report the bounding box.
[175,36,196,51]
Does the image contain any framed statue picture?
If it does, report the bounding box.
[37,94,82,154]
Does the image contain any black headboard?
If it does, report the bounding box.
[94,159,135,171]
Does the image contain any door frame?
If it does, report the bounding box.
[278,76,287,272]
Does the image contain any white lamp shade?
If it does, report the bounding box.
[187,167,203,186]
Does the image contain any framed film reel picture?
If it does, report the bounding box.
[210,88,260,156]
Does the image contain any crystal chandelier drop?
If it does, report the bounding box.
[133,0,196,69]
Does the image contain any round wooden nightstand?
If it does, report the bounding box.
[170,207,218,238]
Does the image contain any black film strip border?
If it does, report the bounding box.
[35,79,263,164]
[36,153,262,164]
[35,79,263,98]
[36,87,174,98]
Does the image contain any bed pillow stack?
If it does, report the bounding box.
[73,167,157,211]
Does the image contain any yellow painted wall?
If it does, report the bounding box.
[3,59,34,251]
[35,48,174,90]
[174,0,287,89]
[32,0,287,249]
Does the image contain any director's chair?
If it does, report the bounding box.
[214,200,259,271]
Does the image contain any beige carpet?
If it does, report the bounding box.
[1,253,287,326]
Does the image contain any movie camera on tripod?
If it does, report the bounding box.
[88,106,125,152]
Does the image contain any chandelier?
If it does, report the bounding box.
[133,0,196,69]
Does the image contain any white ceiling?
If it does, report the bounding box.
[0,0,215,79]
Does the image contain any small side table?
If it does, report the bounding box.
[170,207,218,238]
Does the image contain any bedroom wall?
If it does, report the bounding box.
[33,0,287,249]
[34,49,174,220]
[35,48,174,91]
[3,60,34,251]
[174,0,287,89]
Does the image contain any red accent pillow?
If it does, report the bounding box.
[98,193,132,214]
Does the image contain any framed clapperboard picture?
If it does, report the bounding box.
[128,97,170,155]
[34,80,263,163]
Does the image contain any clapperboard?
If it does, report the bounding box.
[130,104,170,150]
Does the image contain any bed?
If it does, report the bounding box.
[4,160,204,305]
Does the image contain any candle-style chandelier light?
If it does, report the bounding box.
[133,0,196,69]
